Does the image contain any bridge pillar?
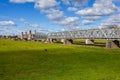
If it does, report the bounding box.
[41,39,45,42]
[45,38,52,43]
[52,39,57,43]
[85,39,94,44]
[28,30,32,40]
[61,39,73,44]
[45,38,50,43]
[20,32,24,40]
[49,38,53,43]
[61,39,65,43]
[49,39,57,43]
[106,40,119,48]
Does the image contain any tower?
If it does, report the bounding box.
[21,32,24,40]
[28,30,32,40]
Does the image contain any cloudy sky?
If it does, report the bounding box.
[0,0,120,35]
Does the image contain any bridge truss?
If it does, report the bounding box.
[47,28,120,39]
[36,32,47,39]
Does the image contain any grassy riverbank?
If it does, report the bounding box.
[0,40,120,80]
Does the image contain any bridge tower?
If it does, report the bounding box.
[24,32,28,40]
[33,30,37,40]
[28,30,32,40]
[20,32,24,40]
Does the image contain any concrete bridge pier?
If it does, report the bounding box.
[48,39,57,43]
[45,38,50,43]
[49,38,53,43]
[106,40,119,48]
[20,32,24,40]
[85,39,94,44]
[41,39,46,42]
[61,39,73,44]
[61,39,65,43]
[52,39,57,43]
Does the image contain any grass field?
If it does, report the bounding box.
[0,39,120,80]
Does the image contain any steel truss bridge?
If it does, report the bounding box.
[35,32,47,39]
[47,28,120,39]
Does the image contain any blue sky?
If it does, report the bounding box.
[0,0,120,35]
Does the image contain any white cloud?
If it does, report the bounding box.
[82,20,94,25]
[53,17,79,25]
[113,0,120,2]
[9,1,56,19]
[53,17,80,29]
[83,16,101,20]
[30,24,39,27]
[34,0,58,9]
[11,0,80,28]
[76,8,117,16]
[19,18,43,29]
[62,0,89,6]
[0,27,25,35]
[67,7,78,11]
[19,18,29,24]
[29,23,42,28]
[10,0,80,30]
[76,0,119,16]
[72,0,89,6]
[0,20,16,26]
[10,0,58,9]
[19,18,26,22]
[34,1,80,29]
[61,28,65,31]
[100,14,120,28]
[62,0,70,5]
[46,9,64,20]
[10,0,34,3]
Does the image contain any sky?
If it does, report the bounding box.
[0,0,120,35]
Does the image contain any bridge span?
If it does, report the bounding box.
[47,28,120,48]
[20,28,120,48]
[47,28,120,39]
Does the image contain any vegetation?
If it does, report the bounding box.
[0,39,120,80]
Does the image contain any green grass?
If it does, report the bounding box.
[0,39,120,80]
[73,39,107,47]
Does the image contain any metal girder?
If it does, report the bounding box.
[47,28,120,39]
[36,32,47,39]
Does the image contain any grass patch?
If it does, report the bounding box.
[73,39,106,47]
[0,40,120,80]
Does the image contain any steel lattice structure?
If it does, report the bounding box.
[47,28,120,39]
[35,32,47,39]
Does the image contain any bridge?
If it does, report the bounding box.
[47,28,120,39]
[47,28,120,48]
[20,28,120,48]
